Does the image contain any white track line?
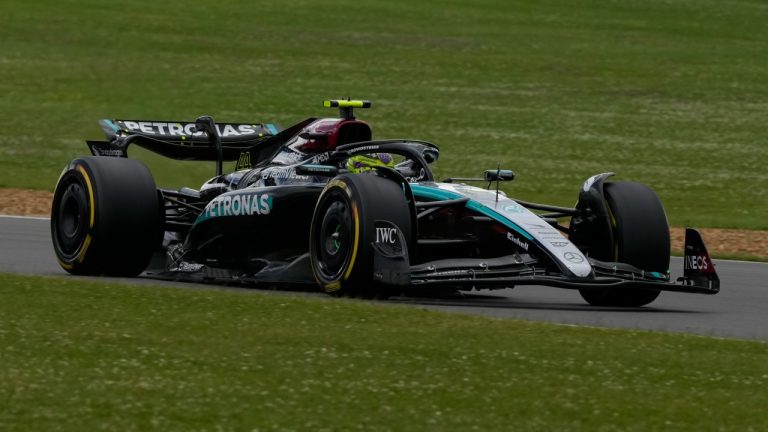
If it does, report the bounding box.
[0,214,50,221]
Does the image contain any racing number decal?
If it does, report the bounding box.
[235,152,252,170]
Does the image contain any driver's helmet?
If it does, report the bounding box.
[346,153,395,173]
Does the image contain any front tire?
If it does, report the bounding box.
[578,182,670,307]
[51,156,162,276]
[309,174,412,297]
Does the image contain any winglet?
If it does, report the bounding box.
[680,228,720,293]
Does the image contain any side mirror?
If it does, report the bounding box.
[484,169,515,182]
[422,147,439,164]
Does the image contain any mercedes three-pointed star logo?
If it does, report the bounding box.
[563,252,585,263]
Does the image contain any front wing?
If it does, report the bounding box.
[147,230,719,297]
[406,255,718,294]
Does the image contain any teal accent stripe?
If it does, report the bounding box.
[102,119,120,133]
[410,185,462,201]
[265,124,279,135]
[466,201,532,240]
[411,184,532,240]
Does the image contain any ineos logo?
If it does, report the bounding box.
[563,252,585,263]
[376,227,398,244]
[685,255,709,270]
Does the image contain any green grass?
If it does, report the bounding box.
[1,273,767,431]
[1,0,766,230]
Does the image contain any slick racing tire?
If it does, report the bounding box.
[578,182,670,307]
[51,156,163,276]
[310,173,412,298]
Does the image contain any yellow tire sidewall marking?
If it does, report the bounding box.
[343,202,359,281]
[606,199,619,261]
[313,177,359,288]
[76,165,95,228]
[324,281,341,292]
[74,164,95,263]
[57,258,74,270]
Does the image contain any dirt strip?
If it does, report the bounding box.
[1,188,54,217]
[2,188,765,258]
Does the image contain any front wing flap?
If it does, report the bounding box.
[400,207,721,295]
[406,253,719,295]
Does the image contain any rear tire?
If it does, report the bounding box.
[51,157,162,276]
[578,182,670,307]
[309,174,412,298]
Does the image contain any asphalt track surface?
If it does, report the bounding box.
[2,215,767,341]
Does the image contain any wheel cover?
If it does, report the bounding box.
[55,180,89,257]
[316,198,353,280]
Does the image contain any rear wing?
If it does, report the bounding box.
[87,119,285,161]
[105,119,280,141]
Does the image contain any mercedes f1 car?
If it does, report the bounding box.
[51,100,720,307]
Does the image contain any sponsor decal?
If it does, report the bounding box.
[376,227,398,244]
[272,150,304,165]
[373,221,404,255]
[311,152,331,163]
[261,167,310,182]
[301,164,336,173]
[506,232,529,251]
[524,222,563,238]
[685,255,711,271]
[201,193,272,220]
[426,269,473,277]
[503,203,525,214]
[563,251,585,263]
[88,141,126,157]
[119,121,265,138]
[93,148,125,157]
[549,241,569,247]
[525,223,548,229]
[171,262,204,272]
[349,145,381,153]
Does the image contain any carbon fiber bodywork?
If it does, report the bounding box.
[64,101,719,302]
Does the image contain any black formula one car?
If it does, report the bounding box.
[51,100,720,307]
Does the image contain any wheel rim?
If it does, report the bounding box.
[316,198,353,280]
[55,180,89,256]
